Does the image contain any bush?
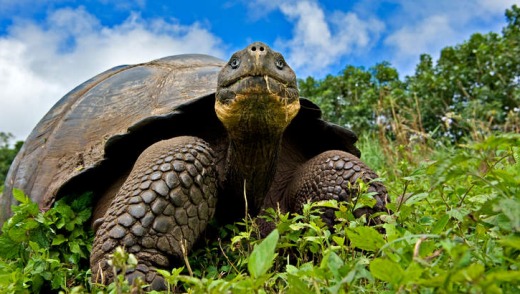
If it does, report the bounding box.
[0,192,93,293]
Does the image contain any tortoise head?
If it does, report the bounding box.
[215,42,300,140]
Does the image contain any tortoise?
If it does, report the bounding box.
[1,42,388,289]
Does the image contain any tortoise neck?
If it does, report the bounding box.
[224,132,283,216]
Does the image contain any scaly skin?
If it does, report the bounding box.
[90,136,217,289]
[288,150,388,227]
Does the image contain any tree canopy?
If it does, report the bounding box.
[0,133,23,187]
[300,5,520,142]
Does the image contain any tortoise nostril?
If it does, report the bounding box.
[249,43,267,55]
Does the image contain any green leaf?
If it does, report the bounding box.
[50,270,66,290]
[24,218,39,230]
[355,194,377,210]
[0,236,20,259]
[497,235,520,249]
[7,226,28,243]
[12,188,28,204]
[398,204,413,220]
[369,258,404,285]
[431,214,450,234]
[404,192,429,205]
[286,274,313,294]
[321,251,344,279]
[69,193,93,212]
[332,236,345,246]
[51,234,67,246]
[346,226,385,252]
[248,229,279,279]
[30,227,49,248]
[401,262,424,285]
[485,270,520,283]
[447,208,470,221]
[69,241,81,255]
[451,263,485,282]
[156,269,172,278]
[495,198,520,232]
[382,223,400,243]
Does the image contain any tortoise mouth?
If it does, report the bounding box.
[214,75,300,138]
[219,71,296,88]
[216,75,299,105]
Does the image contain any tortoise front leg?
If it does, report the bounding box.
[90,136,218,289]
[288,150,388,226]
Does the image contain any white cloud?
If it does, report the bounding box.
[384,15,457,74]
[0,7,224,141]
[241,0,280,20]
[273,1,384,76]
[377,0,513,24]
[243,0,514,79]
[379,0,516,75]
[478,0,518,14]
[241,0,514,78]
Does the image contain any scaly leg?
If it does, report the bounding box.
[288,150,388,226]
[90,136,218,289]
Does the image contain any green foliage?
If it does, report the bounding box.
[106,133,517,293]
[377,133,520,293]
[147,134,520,293]
[408,13,520,140]
[0,132,23,186]
[0,191,93,293]
[100,247,143,294]
[248,229,279,279]
[299,62,403,135]
[0,135,518,293]
[300,5,520,142]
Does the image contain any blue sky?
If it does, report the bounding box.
[0,0,516,141]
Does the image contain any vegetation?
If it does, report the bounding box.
[0,4,518,294]
[0,132,23,186]
[300,5,519,142]
[0,192,93,292]
[0,133,518,293]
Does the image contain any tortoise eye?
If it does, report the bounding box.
[275,58,285,70]
[230,58,240,69]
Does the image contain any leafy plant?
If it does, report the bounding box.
[0,191,93,293]
[0,132,23,186]
[0,133,518,293]
[165,133,520,293]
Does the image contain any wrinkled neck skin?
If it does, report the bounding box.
[217,93,296,217]
[225,127,283,216]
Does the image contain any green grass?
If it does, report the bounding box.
[0,133,519,293]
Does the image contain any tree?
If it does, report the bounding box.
[0,132,23,186]
[300,5,520,142]
[299,62,402,135]
[400,5,519,140]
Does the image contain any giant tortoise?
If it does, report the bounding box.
[2,42,389,288]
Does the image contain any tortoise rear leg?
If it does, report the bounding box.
[288,150,388,226]
[90,136,218,289]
